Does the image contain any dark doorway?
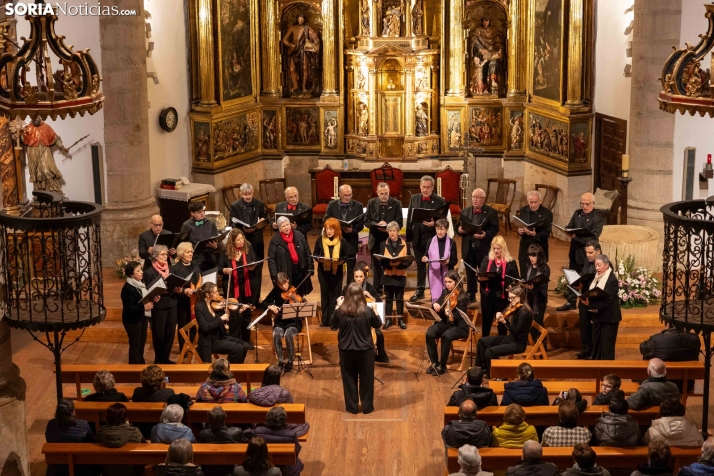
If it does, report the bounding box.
[594,113,627,191]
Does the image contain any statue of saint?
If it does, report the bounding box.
[325,118,337,148]
[415,104,429,137]
[382,2,403,37]
[357,103,369,136]
[360,0,370,36]
[471,17,503,96]
[412,0,423,36]
[195,129,210,161]
[282,13,321,97]
[21,115,68,194]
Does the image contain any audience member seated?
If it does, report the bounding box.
[131,364,175,402]
[45,399,96,476]
[491,403,538,449]
[504,440,558,476]
[95,403,146,476]
[643,398,703,447]
[442,400,492,450]
[235,436,282,476]
[631,441,673,476]
[627,358,681,411]
[593,374,622,406]
[83,370,129,402]
[501,363,549,407]
[447,367,498,409]
[248,365,294,406]
[448,445,493,476]
[552,388,588,414]
[676,438,714,476]
[561,443,612,476]
[196,358,247,403]
[593,397,641,447]
[541,402,592,447]
[253,407,304,476]
[151,404,197,443]
[155,438,204,476]
[197,406,247,476]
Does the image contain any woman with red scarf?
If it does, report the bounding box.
[219,229,261,347]
[478,235,519,337]
[267,216,313,296]
[143,244,182,364]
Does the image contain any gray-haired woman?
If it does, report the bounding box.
[151,404,196,443]
[144,244,182,364]
[267,216,312,295]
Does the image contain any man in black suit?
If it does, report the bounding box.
[407,175,446,302]
[557,192,604,311]
[229,183,267,259]
[365,182,403,293]
[181,201,220,271]
[574,240,600,359]
[458,188,499,301]
[272,186,312,236]
[324,184,365,283]
[516,190,553,275]
[138,214,175,270]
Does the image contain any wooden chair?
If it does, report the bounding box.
[221,184,241,215]
[259,178,286,217]
[311,165,340,232]
[535,183,559,211]
[294,316,313,365]
[370,162,403,200]
[435,166,462,224]
[177,320,203,364]
[486,178,517,234]
[509,321,549,360]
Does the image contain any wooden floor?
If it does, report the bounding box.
[10,229,710,476]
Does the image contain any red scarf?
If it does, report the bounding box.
[485,259,507,298]
[152,260,169,279]
[231,251,252,298]
[280,230,300,264]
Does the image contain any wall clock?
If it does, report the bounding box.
[159,107,178,132]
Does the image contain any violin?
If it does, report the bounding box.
[499,301,523,322]
[281,286,304,304]
[211,298,250,312]
[442,274,466,322]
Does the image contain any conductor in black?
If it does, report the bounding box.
[407,175,446,302]
[332,282,383,414]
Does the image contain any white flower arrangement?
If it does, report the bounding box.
[614,255,661,309]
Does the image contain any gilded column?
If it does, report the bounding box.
[446,0,464,96]
[321,0,338,96]
[405,67,415,136]
[368,64,377,135]
[196,0,216,105]
[260,0,280,96]
[566,0,584,106]
[507,0,525,97]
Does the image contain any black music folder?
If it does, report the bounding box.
[194,229,231,255]
[275,208,312,225]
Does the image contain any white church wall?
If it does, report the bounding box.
[16,2,105,203]
[672,1,714,200]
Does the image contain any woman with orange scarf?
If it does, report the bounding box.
[313,217,348,327]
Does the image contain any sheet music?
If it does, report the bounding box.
[247,309,269,330]
[457,308,479,333]
[368,302,386,324]
[201,268,217,285]
[405,301,441,322]
[563,268,581,285]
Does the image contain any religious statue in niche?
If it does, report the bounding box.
[509,112,524,150]
[282,12,321,98]
[355,69,367,89]
[468,107,502,146]
[324,111,338,149]
[412,0,423,36]
[381,0,404,37]
[262,110,277,150]
[415,103,429,136]
[194,123,211,161]
[447,112,462,150]
[360,0,370,36]
[415,68,428,90]
[357,102,369,135]
[286,107,319,146]
[469,17,504,96]
[20,115,69,194]
[528,112,568,161]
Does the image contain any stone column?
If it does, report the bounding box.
[627,0,681,233]
[196,0,216,105]
[99,0,158,267]
[0,278,30,476]
[321,0,338,96]
[260,0,280,97]
[565,0,584,107]
[446,0,464,97]
[405,67,414,136]
[507,0,525,97]
[368,64,377,135]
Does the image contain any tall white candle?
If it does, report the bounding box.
[622,153,630,171]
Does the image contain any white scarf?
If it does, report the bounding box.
[589,267,612,291]
[127,277,151,317]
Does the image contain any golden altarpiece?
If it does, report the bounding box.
[187,0,594,176]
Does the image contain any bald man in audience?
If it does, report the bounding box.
[557,192,604,311]
[138,214,176,270]
[273,186,312,236]
[442,400,491,450]
[627,358,681,411]
[505,441,558,476]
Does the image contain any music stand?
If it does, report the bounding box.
[411,303,443,381]
[282,302,317,378]
[247,309,270,364]
[450,308,481,389]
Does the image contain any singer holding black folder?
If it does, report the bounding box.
[516,190,553,274]
[181,201,220,272]
[323,184,365,283]
[522,244,550,347]
[170,242,201,354]
[273,186,312,236]
[121,261,158,364]
[229,183,268,261]
[218,229,260,346]
[478,236,519,337]
[378,221,411,329]
[458,189,499,302]
[582,254,621,360]
[143,245,181,364]
[365,182,403,293]
[268,216,313,296]
[138,215,175,271]
[573,241,600,359]
[313,218,348,327]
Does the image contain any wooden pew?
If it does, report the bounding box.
[486,380,640,398]
[489,360,704,402]
[443,405,661,427]
[60,364,268,400]
[43,442,296,475]
[446,446,701,473]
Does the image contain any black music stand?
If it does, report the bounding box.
[247,309,270,364]
[413,305,443,381]
[282,302,317,378]
[450,308,480,389]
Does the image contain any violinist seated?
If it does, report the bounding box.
[257,272,303,372]
[194,282,250,364]
[425,270,470,376]
[339,263,389,363]
[475,285,534,379]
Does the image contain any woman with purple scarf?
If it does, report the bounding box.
[421,219,458,302]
